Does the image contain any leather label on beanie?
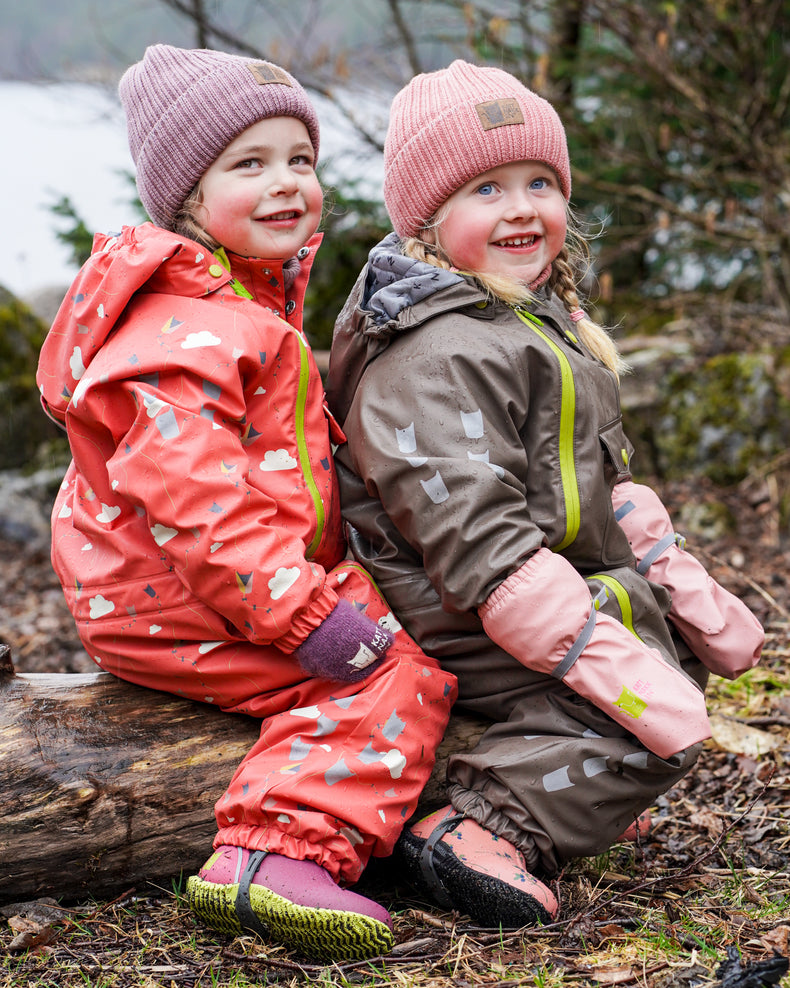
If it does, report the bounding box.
[475,98,524,130]
[248,62,293,87]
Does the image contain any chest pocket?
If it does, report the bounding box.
[599,416,632,483]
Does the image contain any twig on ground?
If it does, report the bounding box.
[547,768,776,933]
[698,547,790,620]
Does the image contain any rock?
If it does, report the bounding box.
[0,467,63,551]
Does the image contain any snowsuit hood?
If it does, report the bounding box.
[37,221,346,656]
[39,223,311,424]
[329,233,482,425]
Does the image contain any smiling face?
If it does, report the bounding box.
[195,116,323,260]
[427,160,568,286]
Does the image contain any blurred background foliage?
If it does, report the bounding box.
[3,0,790,497]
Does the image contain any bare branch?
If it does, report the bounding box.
[385,0,423,76]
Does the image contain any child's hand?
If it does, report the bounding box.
[295,599,394,682]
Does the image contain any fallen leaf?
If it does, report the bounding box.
[389,936,440,956]
[688,808,725,836]
[6,919,58,953]
[709,714,782,757]
[761,926,790,954]
[591,964,637,984]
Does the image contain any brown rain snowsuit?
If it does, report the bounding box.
[327,234,734,875]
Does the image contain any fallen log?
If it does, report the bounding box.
[0,644,486,905]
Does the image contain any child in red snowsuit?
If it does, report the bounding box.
[36,44,456,962]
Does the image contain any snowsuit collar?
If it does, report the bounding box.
[357,232,560,334]
[328,233,559,424]
[362,233,467,328]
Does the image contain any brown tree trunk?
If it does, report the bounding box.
[0,645,486,905]
[549,0,585,113]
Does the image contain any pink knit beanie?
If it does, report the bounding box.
[119,45,320,231]
[384,60,570,239]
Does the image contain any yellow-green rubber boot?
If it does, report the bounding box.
[187,846,393,961]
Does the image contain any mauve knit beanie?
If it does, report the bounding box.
[384,60,571,240]
[119,44,320,231]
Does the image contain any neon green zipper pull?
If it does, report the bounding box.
[213,247,254,300]
[515,305,544,327]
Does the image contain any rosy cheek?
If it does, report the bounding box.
[452,234,488,271]
[550,215,568,254]
[308,184,324,211]
[201,214,232,244]
[304,185,324,230]
[202,193,253,237]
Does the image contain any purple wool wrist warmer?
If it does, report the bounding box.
[295,599,394,683]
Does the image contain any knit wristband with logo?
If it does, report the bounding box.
[295,599,394,683]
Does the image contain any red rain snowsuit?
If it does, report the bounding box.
[36,223,456,882]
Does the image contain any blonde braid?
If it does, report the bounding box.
[550,247,625,378]
[401,237,454,270]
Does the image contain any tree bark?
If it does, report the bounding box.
[0,645,486,905]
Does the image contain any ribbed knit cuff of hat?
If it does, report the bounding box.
[295,599,394,682]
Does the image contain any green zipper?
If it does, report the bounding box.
[212,247,254,299]
[587,573,644,642]
[514,307,580,551]
[293,329,325,557]
[218,249,325,558]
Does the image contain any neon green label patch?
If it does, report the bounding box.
[614,686,648,719]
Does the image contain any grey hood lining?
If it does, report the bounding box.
[364,233,464,325]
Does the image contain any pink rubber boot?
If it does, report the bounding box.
[397,806,558,928]
[618,809,652,842]
[187,845,393,961]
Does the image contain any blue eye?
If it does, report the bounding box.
[530,177,547,190]
[476,183,495,196]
